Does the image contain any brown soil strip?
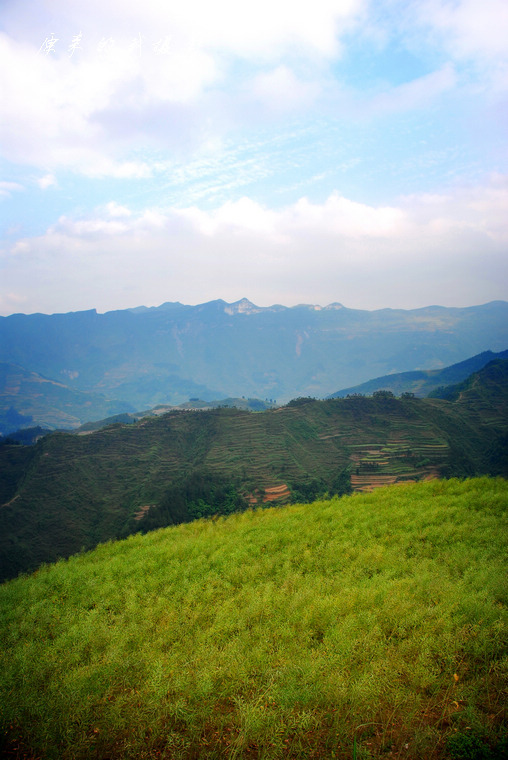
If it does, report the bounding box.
[134,504,153,521]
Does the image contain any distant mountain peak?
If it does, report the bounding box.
[224,298,262,315]
[293,302,344,311]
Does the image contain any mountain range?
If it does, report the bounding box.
[1,299,508,431]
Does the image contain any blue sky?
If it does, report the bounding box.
[1,0,507,315]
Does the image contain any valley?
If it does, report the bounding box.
[1,299,507,431]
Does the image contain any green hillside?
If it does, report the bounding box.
[328,350,508,399]
[430,358,508,403]
[74,397,275,433]
[1,361,507,583]
[1,478,506,760]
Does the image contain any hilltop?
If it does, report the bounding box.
[1,360,507,582]
[74,397,275,434]
[1,478,506,759]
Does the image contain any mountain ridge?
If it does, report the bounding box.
[328,349,508,399]
[1,299,507,418]
[8,298,506,318]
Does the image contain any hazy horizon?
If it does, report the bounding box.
[2,295,508,320]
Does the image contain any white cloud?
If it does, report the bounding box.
[416,0,508,63]
[366,64,457,115]
[178,197,280,236]
[0,33,109,170]
[400,176,508,240]
[69,0,365,60]
[286,194,407,236]
[82,159,153,179]
[0,1,367,175]
[2,0,504,182]
[390,0,508,95]
[105,201,132,217]
[49,215,130,237]
[249,66,322,113]
[37,173,57,189]
[0,181,24,198]
[2,178,506,314]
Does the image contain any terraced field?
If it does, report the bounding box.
[247,483,292,504]
[348,437,446,492]
[310,398,452,493]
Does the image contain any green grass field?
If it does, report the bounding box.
[1,477,507,759]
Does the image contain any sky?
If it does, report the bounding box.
[0,0,507,315]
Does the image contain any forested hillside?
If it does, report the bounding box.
[1,361,506,582]
[328,350,508,398]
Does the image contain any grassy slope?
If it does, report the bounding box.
[0,477,507,760]
[1,361,507,582]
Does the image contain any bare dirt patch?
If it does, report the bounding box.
[134,505,153,521]
[247,484,291,505]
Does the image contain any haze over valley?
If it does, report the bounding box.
[1,298,507,432]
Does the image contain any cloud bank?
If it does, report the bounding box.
[2,175,506,315]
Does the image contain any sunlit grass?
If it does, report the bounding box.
[1,477,507,759]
